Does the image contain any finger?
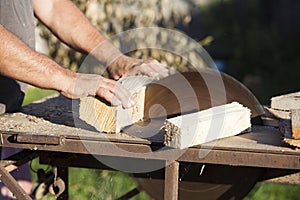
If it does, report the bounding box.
[98,79,135,108]
[142,60,169,78]
[96,88,121,107]
[111,82,135,108]
[122,67,140,77]
[149,60,169,77]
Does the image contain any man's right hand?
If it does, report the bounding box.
[61,73,135,108]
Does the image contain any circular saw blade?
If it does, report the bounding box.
[144,70,264,119]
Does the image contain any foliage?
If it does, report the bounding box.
[245,182,300,200]
[201,0,300,103]
[30,158,149,200]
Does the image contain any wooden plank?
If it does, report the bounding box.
[164,102,251,149]
[0,150,37,173]
[0,165,32,200]
[264,106,291,120]
[79,76,152,133]
[271,91,300,111]
[164,161,179,200]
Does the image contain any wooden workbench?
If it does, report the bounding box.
[0,95,300,200]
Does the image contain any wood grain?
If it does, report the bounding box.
[164,102,251,149]
[271,91,300,111]
[79,76,152,133]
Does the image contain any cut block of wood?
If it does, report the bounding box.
[79,76,152,133]
[164,102,251,149]
[271,91,300,111]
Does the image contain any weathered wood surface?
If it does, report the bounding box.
[264,106,290,120]
[164,102,251,149]
[20,94,150,144]
[268,92,300,146]
[271,91,300,111]
[79,76,152,133]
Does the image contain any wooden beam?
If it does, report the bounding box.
[79,76,152,133]
[164,102,251,149]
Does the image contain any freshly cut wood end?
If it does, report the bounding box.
[79,96,117,133]
[164,102,251,149]
[79,76,152,133]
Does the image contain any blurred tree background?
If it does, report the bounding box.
[33,0,300,199]
[37,0,209,74]
[37,0,300,104]
[197,0,300,104]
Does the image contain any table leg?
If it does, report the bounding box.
[0,165,32,200]
[164,161,179,200]
[57,166,68,200]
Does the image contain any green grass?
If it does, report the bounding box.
[22,87,57,106]
[30,159,150,200]
[25,88,300,200]
[245,182,300,200]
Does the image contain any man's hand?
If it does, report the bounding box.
[61,73,134,108]
[107,55,169,80]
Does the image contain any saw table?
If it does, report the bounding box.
[0,95,300,200]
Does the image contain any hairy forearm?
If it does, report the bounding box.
[0,25,75,92]
[33,0,122,66]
